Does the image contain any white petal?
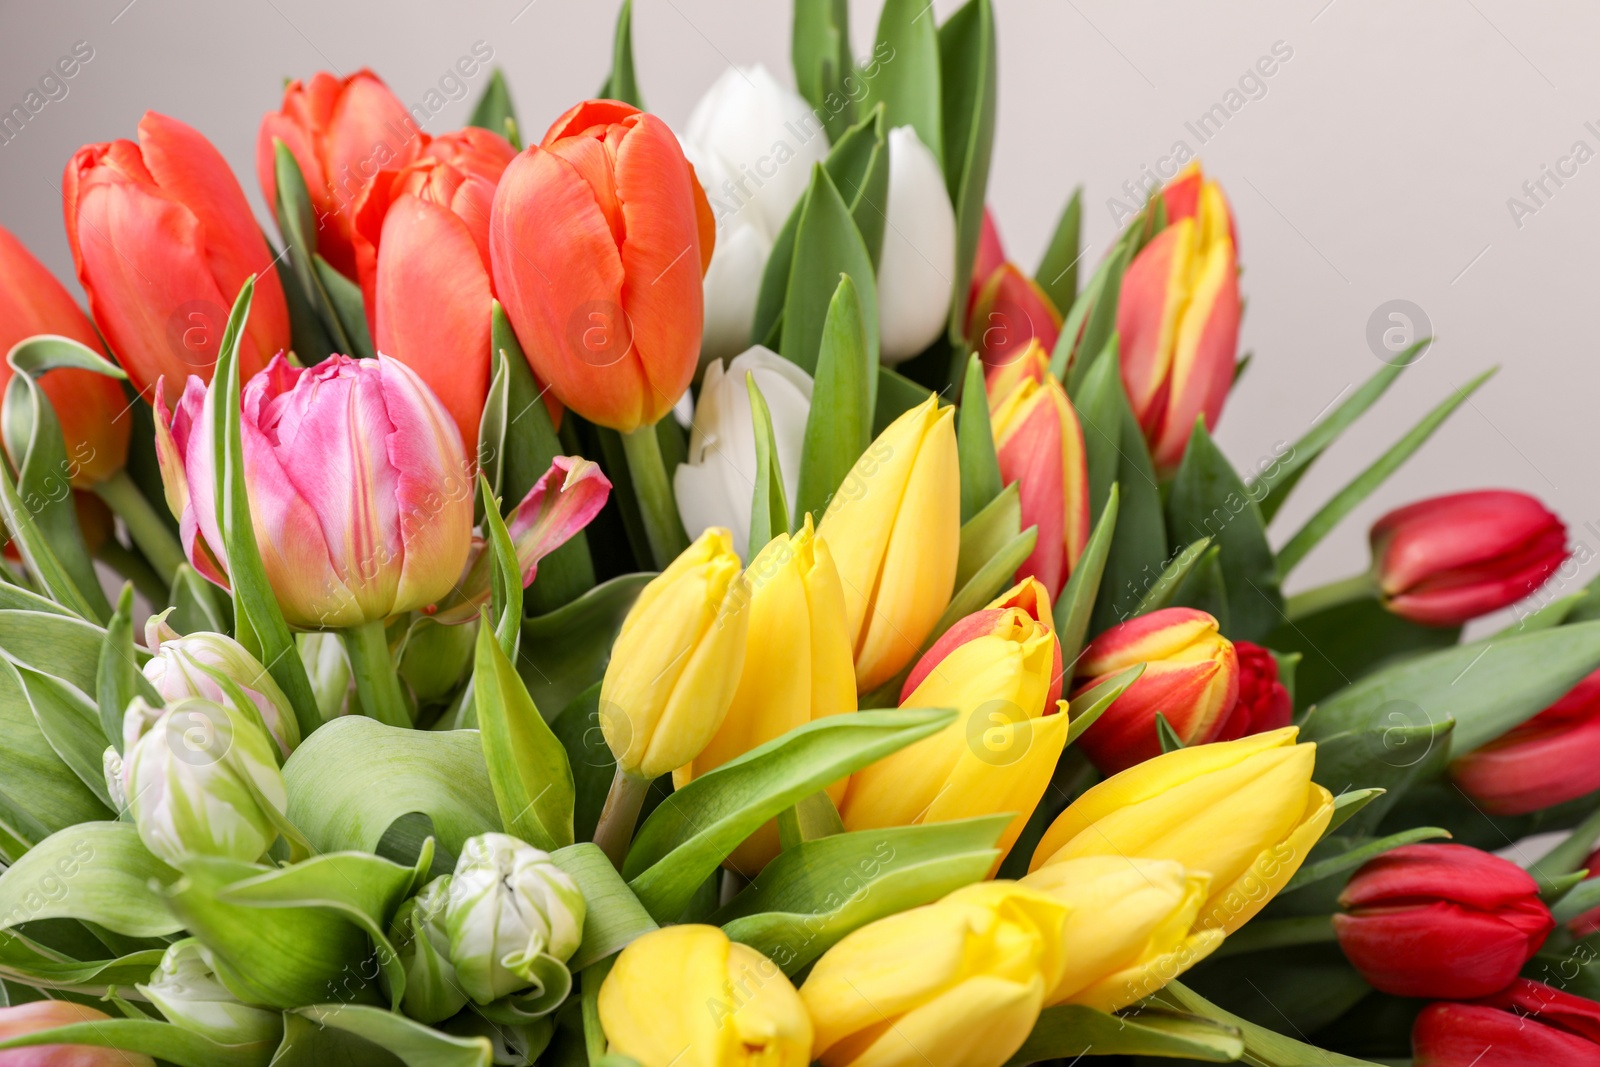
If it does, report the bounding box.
[878,126,958,364]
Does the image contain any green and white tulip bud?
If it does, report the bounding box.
[144,611,300,758]
[298,631,352,721]
[387,875,469,1023]
[103,746,127,812]
[443,833,586,1006]
[137,938,282,1045]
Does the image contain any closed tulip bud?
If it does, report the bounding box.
[387,875,468,1023]
[1209,640,1292,743]
[443,833,586,1006]
[985,340,1090,599]
[298,632,352,721]
[257,69,425,279]
[1116,162,1240,472]
[1032,727,1334,935]
[819,395,959,691]
[1333,842,1553,999]
[154,353,474,629]
[122,696,289,868]
[968,262,1061,377]
[600,528,750,779]
[1449,667,1600,815]
[681,143,774,369]
[878,126,957,363]
[1371,490,1568,626]
[1021,855,1223,1013]
[1413,979,1600,1066]
[64,112,291,406]
[802,882,1068,1067]
[102,746,126,812]
[143,611,299,759]
[0,1001,156,1066]
[674,346,812,557]
[843,578,1068,863]
[137,938,282,1046]
[600,924,812,1067]
[1072,608,1239,774]
[0,225,130,486]
[676,517,856,872]
[491,100,714,433]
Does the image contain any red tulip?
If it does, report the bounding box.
[352,127,518,447]
[1413,979,1600,1067]
[968,262,1061,378]
[1072,607,1239,774]
[1450,667,1600,815]
[901,576,1064,711]
[64,112,289,407]
[1209,640,1291,743]
[1334,843,1553,999]
[1116,162,1239,472]
[0,225,129,485]
[257,69,425,279]
[490,99,714,433]
[966,205,1006,323]
[0,1000,154,1065]
[1372,490,1568,626]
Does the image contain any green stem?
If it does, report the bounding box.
[341,620,411,728]
[621,424,688,569]
[1283,572,1376,621]
[593,767,651,871]
[94,469,187,582]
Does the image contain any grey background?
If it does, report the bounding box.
[2,0,1595,611]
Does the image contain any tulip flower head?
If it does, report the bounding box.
[137,938,282,1046]
[966,206,1006,324]
[878,126,958,363]
[1371,489,1568,627]
[1333,842,1553,999]
[1209,639,1292,743]
[0,1001,156,1067]
[1413,978,1600,1067]
[1449,666,1600,815]
[143,610,299,758]
[682,143,776,369]
[969,262,1061,378]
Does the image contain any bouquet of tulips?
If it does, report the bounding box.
[2,2,1600,1066]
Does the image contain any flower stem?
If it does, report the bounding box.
[341,619,411,728]
[594,767,651,871]
[621,423,687,569]
[1284,572,1376,621]
[94,469,188,583]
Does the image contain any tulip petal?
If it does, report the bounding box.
[926,712,1068,865]
[1150,235,1239,471]
[506,456,612,587]
[1200,782,1332,934]
[1115,221,1191,430]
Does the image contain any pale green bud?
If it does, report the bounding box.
[102,746,127,813]
[144,611,299,758]
[137,938,282,1046]
[297,631,351,721]
[387,875,468,1023]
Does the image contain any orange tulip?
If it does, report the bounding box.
[489,99,714,433]
[0,225,129,485]
[64,112,289,407]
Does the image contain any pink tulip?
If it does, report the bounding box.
[0,1001,154,1066]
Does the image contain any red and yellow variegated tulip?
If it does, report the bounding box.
[1449,667,1600,815]
[1073,607,1239,775]
[969,263,1061,378]
[0,1001,156,1066]
[1116,162,1240,472]
[986,340,1090,600]
[490,99,714,433]
[0,225,129,486]
[965,206,1007,324]
[64,112,290,406]
[257,69,425,279]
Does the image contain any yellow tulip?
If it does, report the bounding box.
[599,925,812,1067]
[819,395,959,692]
[1030,726,1334,934]
[840,579,1068,863]
[1021,855,1223,1012]
[674,517,857,873]
[801,881,1068,1067]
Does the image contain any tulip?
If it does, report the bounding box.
[1021,855,1223,1012]
[843,578,1067,863]
[137,938,282,1046]
[0,225,129,486]
[298,632,352,721]
[1031,727,1334,935]
[968,263,1061,378]
[1333,842,1553,999]
[681,143,774,368]
[64,112,290,406]
[1413,979,1600,1067]
[350,126,518,448]
[490,99,713,433]
[387,875,467,1023]
[985,340,1090,600]
[878,126,957,363]
[442,833,586,1007]
[600,924,812,1067]
[1371,490,1568,627]
[1448,667,1600,815]
[675,517,856,872]
[965,206,1006,324]
[802,881,1068,1067]
[1116,162,1240,472]
[0,1001,156,1066]
[142,610,299,758]
[1072,607,1240,774]
[1209,640,1292,742]
[257,69,425,279]
[122,696,289,868]
[673,346,812,557]
[818,395,959,692]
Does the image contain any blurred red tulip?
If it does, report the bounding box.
[968,262,1061,378]
[1450,667,1600,815]
[0,1001,154,1066]
[1210,640,1292,742]
[966,205,1006,323]
[1413,979,1600,1067]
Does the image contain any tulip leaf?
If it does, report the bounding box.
[1051,485,1120,671]
[1009,1005,1244,1065]
[552,842,658,971]
[778,165,881,378]
[1323,787,1385,837]
[469,68,520,146]
[1309,716,1455,836]
[717,816,1008,974]
[519,573,651,725]
[168,562,231,635]
[0,1018,273,1067]
[1267,594,1459,711]
[1065,662,1145,743]
[791,0,855,141]
[938,0,997,343]
[312,254,375,360]
[597,0,644,108]
[551,685,624,844]
[874,365,930,436]
[288,1004,494,1066]
[0,653,109,836]
[0,608,103,695]
[956,481,1021,591]
[0,822,181,938]
[1530,805,1600,878]
[0,933,164,990]
[794,274,873,525]
[1132,537,1211,617]
[745,374,790,559]
[1277,366,1496,576]
[14,661,115,811]
[1541,869,1595,907]
[1282,826,1451,894]
[477,475,523,658]
[957,353,1002,522]
[862,0,943,164]
[1255,339,1429,523]
[1553,876,1600,924]
[1150,981,1379,1067]
[1155,712,1186,753]
[776,790,846,850]
[1070,337,1122,521]
[0,428,103,623]
[1035,186,1084,313]
[473,621,575,852]
[624,708,958,920]
[479,343,511,516]
[98,584,162,752]
[1057,242,1132,390]
[272,140,357,362]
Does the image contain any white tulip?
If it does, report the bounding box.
[681,142,774,369]
[877,126,959,364]
[138,938,282,1045]
[143,610,299,759]
[674,346,813,558]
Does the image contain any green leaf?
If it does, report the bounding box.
[1173,546,1229,635]
[1053,486,1119,670]
[1033,187,1083,313]
[1323,787,1385,837]
[1066,663,1145,743]
[874,365,931,436]
[717,817,1007,974]
[1155,712,1185,753]
[1268,594,1459,711]
[272,141,356,362]
[0,608,103,694]
[1058,246,1132,390]
[98,584,162,751]
[745,374,790,558]
[169,563,230,634]
[550,685,622,844]
[1277,366,1496,576]
[0,438,102,621]
[956,353,1002,522]
[794,274,873,525]
[551,842,658,971]
[778,166,881,377]
[1149,981,1382,1067]
[479,475,523,658]
[1308,717,1455,836]
[1009,1005,1244,1064]
[1554,876,1600,924]
[861,0,942,164]
[938,0,997,347]
[597,0,643,108]
[0,654,109,835]
[519,574,650,724]
[624,709,957,920]
[0,934,163,991]
[13,661,114,809]
[1069,339,1122,522]
[0,1018,272,1067]
[1132,537,1211,617]
[791,0,855,141]
[294,1004,493,1066]
[469,68,519,146]
[1283,827,1451,893]
[474,622,575,851]
[311,254,374,360]
[956,481,1020,591]
[0,822,180,937]
[776,790,845,849]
